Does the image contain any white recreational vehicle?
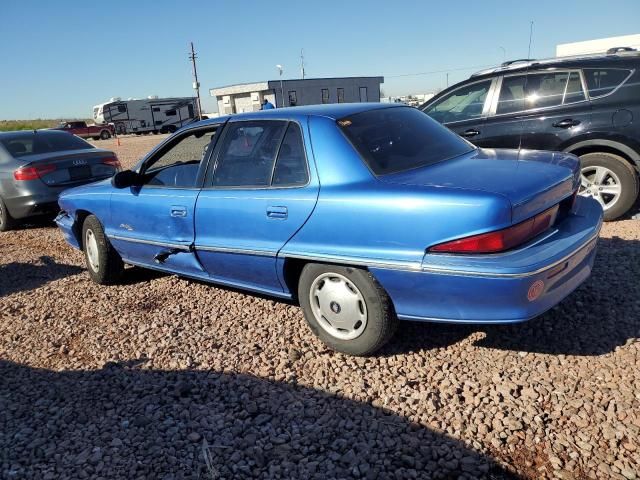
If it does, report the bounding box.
[93,96,199,135]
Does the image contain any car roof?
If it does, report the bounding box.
[196,102,405,127]
[471,50,640,79]
[0,129,69,138]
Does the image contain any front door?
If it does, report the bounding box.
[194,119,318,295]
[422,78,495,146]
[107,125,219,275]
[480,70,592,150]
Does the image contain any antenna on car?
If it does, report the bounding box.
[517,21,535,161]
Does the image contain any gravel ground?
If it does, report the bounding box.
[1,135,639,479]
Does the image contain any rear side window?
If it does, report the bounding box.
[497,71,586,114]
[338,107,474,176]
[272,123,308,187]
[0,132,92,157]
[213,121,287,187]
[583,69,631,98]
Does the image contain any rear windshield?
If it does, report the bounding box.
[0,131,92,158]
[337,106,474,175]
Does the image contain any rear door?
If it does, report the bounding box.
[107,125,219,275]
[480,70,592,150]
[422,78,496,145]
[194,118,318,294]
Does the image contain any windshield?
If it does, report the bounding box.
[0,131,93,158]
[337,106,474,175]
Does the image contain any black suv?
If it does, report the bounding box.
[421,48,640,220]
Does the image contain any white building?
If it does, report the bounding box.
[210,77,384,115]
[556,34,640,57]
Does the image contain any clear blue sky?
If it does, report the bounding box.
[1,0,639,119]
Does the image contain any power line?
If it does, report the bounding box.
[384,63,496,78]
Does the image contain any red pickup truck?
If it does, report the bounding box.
[54,121,114,141]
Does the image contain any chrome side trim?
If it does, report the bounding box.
[421,230,600,278]
[282,252,423,271]
[195,245,277,257]
[109,235,191,251]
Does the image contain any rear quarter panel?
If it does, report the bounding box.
[281,116,512,267]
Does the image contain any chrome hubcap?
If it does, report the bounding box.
[579,166,621,211]
[309,272,367,340]
[85,229,100,272]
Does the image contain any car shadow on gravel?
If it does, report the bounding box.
[0,359,519,479]
[0,256,83,298]
[385,237,639,357]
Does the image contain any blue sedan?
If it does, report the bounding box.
[56,104,603,355]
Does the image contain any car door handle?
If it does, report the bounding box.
[552,118,581,129]
[461,129,480,137]
[170,206,188,218]
[267,206,288,219]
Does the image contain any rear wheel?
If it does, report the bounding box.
[0,197,16,232]
[298,264,398,356]
[100,130,111,140]
[82,215,124,285]
[579,152,638,221]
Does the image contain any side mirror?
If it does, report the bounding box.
[112,170,140,188]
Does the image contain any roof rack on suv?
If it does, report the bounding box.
[606,46,637,54]
[471,47,639,78]
[500,58,536,67]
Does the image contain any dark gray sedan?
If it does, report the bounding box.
[0,130,120,231]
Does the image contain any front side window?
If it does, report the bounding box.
[423,80,491,124]
[272,123,308,187]
[583,68,631,98]
[338,107,474,175]
[213,121,287,187]
[143,127,217,188]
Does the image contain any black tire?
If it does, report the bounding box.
[92,136,100,141]
[100,130,111,140]
[0,197,16,232]
[298,263,398,356]
[167,125,177,134]
[579,152,639,221]
[82,215,124,285]
[152,130,159,135]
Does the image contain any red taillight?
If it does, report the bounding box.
[102,156,121,169]
[14,164,56,181]
[429,205,559,254]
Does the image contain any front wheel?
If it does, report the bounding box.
[82,215,124,285]
[579,152,639,221]
[100,130,111,140]
[298,264,398,356]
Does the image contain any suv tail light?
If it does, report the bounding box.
[14,164,56,181]
[429,205,559,254]
[102,156,121,169]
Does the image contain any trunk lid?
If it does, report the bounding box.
[17,148,119,187]
[378,148,580,223]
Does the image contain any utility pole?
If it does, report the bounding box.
[189,42,203,120]
[300,48,305,79]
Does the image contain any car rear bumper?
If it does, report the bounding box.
[370,197,603,324]
[3,192,61,220]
